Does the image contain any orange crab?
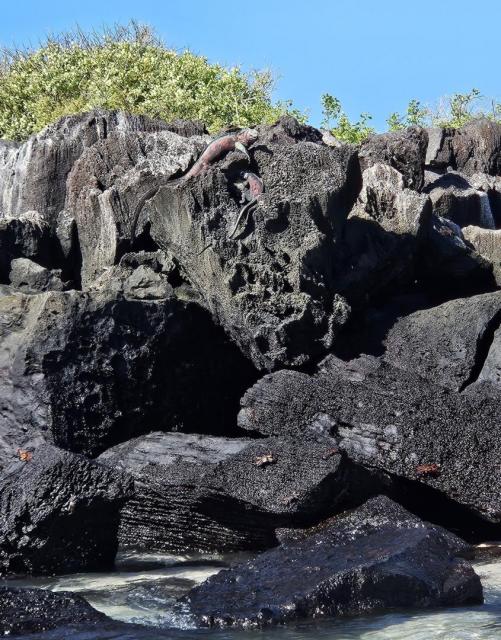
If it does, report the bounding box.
[416,463,440,477]
[17,449,33,462]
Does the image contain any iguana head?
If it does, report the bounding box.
[236,128,258,146]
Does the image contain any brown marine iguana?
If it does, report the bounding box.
[228,171,264,240]
[131,128,258,242]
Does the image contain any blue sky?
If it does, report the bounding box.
[1,0,499,130]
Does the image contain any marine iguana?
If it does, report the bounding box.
[228,171,264,240]
[131,128,258,242]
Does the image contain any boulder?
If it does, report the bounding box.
[425,127,455,168]
[183,496,482,628]
[359,127,428,190]
[417,214,495,291]
[469,173,501,228]
[0,587,107,636]
[238,354,501,525]
[425,119,501,177]
[451,119,501,177]
[0,287,257,462]
[147,126,359,370]
[382,291,501,390]
[9,257,65,292]
[0,444,132,575]
[424,172,495,229]
[335,163,431,304]
[463,226,501,285]
[98,431,371,553]
[0,212,56,282]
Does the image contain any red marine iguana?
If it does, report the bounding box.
[228,171,265,240]
[131,128,258,241]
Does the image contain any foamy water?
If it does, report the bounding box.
[8,552,501,639]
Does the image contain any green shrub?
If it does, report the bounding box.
[387,90,501,131]
[0,22,302,141]
[321,93,375,143]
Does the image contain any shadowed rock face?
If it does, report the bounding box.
[98,431,373,553]
[417,213,495,292]
[0,213,58,282]
[382,291,501,391]
[238,353,501,525]
[424,172,496,229]
[0,587,108,635]
[182,496,482,628]
[463,227,501,285]
[336,163,432,304]
[0,444,132,576]
[0,287,257,461]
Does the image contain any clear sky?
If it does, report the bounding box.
[1,0,499,130]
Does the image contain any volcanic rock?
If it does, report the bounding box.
[238,354,501,524]
[359,126,428,190]
[0,287,256,461]
[0,444,132,575]
[462,226,501,285]
[0,587,108,635]
[147,128,359,370]
[98,431,371,553]
[183,496,482,628]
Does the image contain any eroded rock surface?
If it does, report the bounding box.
[183,496,482,628]
[144,126,359,370]
[99,431,371,552]
[382,291,501,390]
[0,587,108,636]
[239,354,501,524]
[359,127,428,190]
[0,444,132,575]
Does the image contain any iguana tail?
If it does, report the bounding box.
[228,199,258,240]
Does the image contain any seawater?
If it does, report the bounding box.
[8,552,501,640]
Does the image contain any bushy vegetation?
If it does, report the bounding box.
[321,94,375,144]
[0,22,302,141]
[0,22,499,145]
[323,89,501,143]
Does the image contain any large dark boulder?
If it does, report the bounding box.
[238,354,501,525]
[0,444,132,576]
[98,431,371,553]
[359,127,428,191]
[183,496,482,628]
[0,286,256,462]
[0,587,108,636]
[382,291,501,391]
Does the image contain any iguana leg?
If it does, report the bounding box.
[235,141,251,160]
